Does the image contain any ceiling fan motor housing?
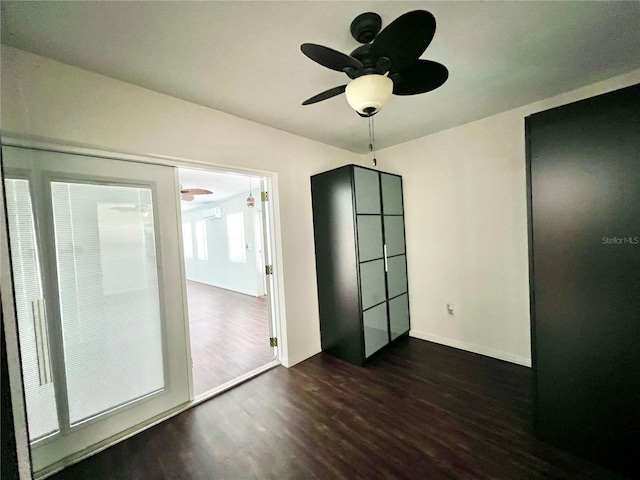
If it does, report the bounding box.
[350,12,382,44]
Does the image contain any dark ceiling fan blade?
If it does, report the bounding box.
[301,43,363,73]
[372,10,436,73]
[302,85,347,105]
[391,60,448,96]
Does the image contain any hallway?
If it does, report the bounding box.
[186,280,272,396]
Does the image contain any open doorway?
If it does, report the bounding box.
[178,167,276,397]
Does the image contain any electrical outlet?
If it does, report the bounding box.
[447,303,454,315]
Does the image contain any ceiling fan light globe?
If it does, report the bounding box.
[345,74,393,116]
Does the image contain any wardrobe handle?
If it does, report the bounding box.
[384,244,388,273]
[32,299,53,386]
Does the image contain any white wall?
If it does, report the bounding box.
[2,45,638,369]
[0,45,363,367]
[376,69,640,366]
[182,194,264,297]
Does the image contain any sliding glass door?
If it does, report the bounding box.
[2,146,190,474]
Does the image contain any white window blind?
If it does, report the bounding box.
[50,182,165,425]
[182,222,193,259]
[226,212,246,263]
[4,179,60,441]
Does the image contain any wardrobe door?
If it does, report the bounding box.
[381,173,410,339]
[354,167,389,357]
[358,215,389,357]
[527,83,640,476]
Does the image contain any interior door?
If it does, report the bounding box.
[2,146,190,474]
[259,179,277,358]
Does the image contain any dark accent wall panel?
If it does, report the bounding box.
[527,83,640,475]
[311,166,363,365]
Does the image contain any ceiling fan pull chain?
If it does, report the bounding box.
[369,116,377,167]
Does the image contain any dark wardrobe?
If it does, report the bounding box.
[311,165,410,366]
[526,83,640,475]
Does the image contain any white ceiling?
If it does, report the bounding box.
[2,1,639,154]
[179,167,259,211]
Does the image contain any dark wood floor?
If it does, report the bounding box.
[186,281,273,396]
[50,338,630,480]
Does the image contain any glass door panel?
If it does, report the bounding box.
[354,167,381,214]
[363,302,388,357]
[389,293,410,340]
[381,174,403,215]
[356,215,383,262]
[50,182,165,425]
[2,146,190,474]
[383,216,405,256]
[387,255,408,299]
[4,178,59,441]
[359,259,386,310]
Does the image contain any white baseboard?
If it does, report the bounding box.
[185,278,260,297]
[281,335,532,369]
[410,330,532,367]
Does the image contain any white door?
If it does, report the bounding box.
[253,209,266,296]
[259,179,278,355]
[2,146,190,474]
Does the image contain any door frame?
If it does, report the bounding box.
[177,165,280,402]
[0,135,285,479]
[0,148,33,480]
[3,148,194,474]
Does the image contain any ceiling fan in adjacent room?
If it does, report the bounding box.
[180,184,213,202]
[300,10,448,117]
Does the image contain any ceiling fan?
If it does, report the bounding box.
[180,184,213,202]
[301,10,448,117]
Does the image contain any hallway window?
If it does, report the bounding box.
[195,220,208,260]
[183,222,193,259]
[226,212,246,263]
